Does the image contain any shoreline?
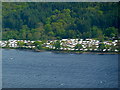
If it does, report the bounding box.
[50,50,119,55]
[1,47,119,55]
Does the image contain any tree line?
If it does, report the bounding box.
[2,2,119,40]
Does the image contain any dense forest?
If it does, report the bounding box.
[2,2,120,40]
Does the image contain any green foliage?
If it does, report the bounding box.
[91,26,103,38]
[53,41,61,50]
[75,44,83,49]
[2,2,119,40]
[33,41,42,50]
[98,43,106,51]
[105,27,118,38]
[111,45,117,51]
[17,41,25,47]
[105,45,111,49]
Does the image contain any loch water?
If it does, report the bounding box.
[2,49,118,88]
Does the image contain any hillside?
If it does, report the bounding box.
[2,2,119,40]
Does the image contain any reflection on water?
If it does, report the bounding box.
[2,49,118,88]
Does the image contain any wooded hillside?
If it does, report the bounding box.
[2,2,119,40]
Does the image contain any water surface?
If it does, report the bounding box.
[2,49,118,88]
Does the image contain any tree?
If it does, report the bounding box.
[53,41,61,50]
[98,43,105,51]
[17,41,25,47]
[91,26,104,39]
[105,27,118,38]
[82,32,91,39]
[27,33,33,40]
[33,41,42,50]
[2,2,119,40]
[67,30,76,38]
[75,44,83,50]
[32,32,41,40]
[105,44,111,49]
[111,45,116,51]
[44,24,52,33]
